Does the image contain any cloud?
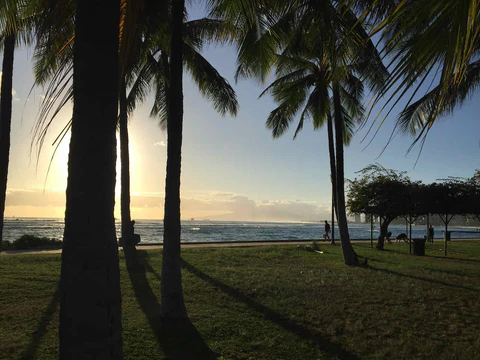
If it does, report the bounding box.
[154,141,166,147]
[6,188,65,207]
[12,89,20,101]
[179,194,331,222]
[130,192,164,208]
[5,187,331,222]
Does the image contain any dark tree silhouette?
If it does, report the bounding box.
[161,0,188,319]
[59,0,123,357]
[0,32,15,251]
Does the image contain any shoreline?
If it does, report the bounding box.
[2,237,479,255]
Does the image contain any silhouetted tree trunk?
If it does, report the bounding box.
[160,0,187,319]
[327,113,337,245]
[59,0,123,358]
[0,32,15,251]
[375,216,395,250]
[119,78,139,269]
[333,85,358,265]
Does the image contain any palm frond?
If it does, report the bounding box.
[149,53,169,127]
[127,53,160,114]
[398,59,480,136]
[259,68,312,98]
[184,18,235,50]
[183,43,238,116]
[379,0,480,133]
[304,85,330,133]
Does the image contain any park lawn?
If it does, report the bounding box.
[0,241,479,359]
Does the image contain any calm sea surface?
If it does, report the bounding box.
[3,218,480,244]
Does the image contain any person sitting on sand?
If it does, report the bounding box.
[119,220,141,247]
[131,220,141,246]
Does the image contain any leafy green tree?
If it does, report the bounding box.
[59,0,123,357]
[425,177,480,237]
[347,164,420,249]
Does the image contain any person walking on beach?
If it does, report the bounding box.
[323,220,331,241]
[428,225,434,242]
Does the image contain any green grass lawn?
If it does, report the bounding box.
[1,241,479,359]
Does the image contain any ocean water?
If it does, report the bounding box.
[3,218,480,244]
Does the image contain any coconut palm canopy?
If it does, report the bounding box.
[374,0,480,148]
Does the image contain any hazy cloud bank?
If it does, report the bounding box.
[6,188,330,222]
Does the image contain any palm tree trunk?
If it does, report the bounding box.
[119,78,139,269]
[160,0,187,319]
[161,51,170,118]
[326,113,337,245]
[0,32,15,251]
[59,0,123,358]
[120,80,132,239]
[332,85,358,265]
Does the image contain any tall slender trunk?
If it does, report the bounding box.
[120,79,132,239]
[59,0,122,358]
[0,33,15,250]
[326,113,336,244]
[161,51,170,119]
[161,0,187,319]
[119,78,139,269]
[332,85,358,265]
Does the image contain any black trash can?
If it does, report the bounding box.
[412,238,426,256]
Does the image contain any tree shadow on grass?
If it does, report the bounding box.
[20,283,60,360]
[128,251,216,359]
[367,265,480,294]
[181,259,361,360]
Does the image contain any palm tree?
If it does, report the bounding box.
[117,0,160,270]
[0,27,15,252]
[120,1,238,317]
[371,0,480,146]
[261,30,386,264]
[58,0,123,357]
[30,0,163,271]
[160,0,186,318]
[0,0,37,250]
[209,0,387,265]
[147,8,238,318]
[119,78,140,269]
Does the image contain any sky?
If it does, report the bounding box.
[2,5,479,222]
